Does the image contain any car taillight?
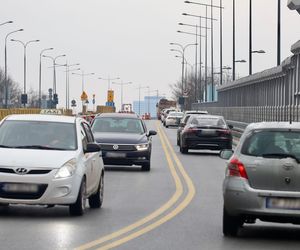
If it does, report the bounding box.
[217,129,231,136]
[227,158,248,179]
[184,127,197,134]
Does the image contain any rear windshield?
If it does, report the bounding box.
[189,117,226,128]
[241,130,300,157]
[92,117,145,134]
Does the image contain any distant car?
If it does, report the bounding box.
[0,114,104,216]
[164,112,184,128]
[221,122,300,236]
[177,111,209,146]
[179,115,233,154]
[91,113,157,171]
[161,108,177,125]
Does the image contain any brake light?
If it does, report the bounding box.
[217,129,231,136]
[184,127,197,134]
[228,158,248,179]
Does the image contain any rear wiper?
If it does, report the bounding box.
[14,145,68,151]
[262,153,300,163]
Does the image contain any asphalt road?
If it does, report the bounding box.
[1,120,300,250]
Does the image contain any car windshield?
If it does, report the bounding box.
[189,117,226,128]
[0,120,77,150]
[92,117,145,134]
[241,130,300,160]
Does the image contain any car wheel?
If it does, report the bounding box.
[89,173,104,209]
[69,178,86,216]
[141,161,151,171]
[223,206,241,237]
[180,144,188,154]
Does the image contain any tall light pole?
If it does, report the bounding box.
[4,28,23,108]
[137,85,149,116]
[233,0,236,80]
[277,0,281,66]
[39,47,53,108]
[112,81,132,111]
[43,54,66,94]
[170,42,197,96]
[11,38,39,107]
[98,76,120,91]
[0,21,13,26]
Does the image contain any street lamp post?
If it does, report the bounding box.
[250,50,266,75]
[0,21,13,26]
[112,81,132,111]
[11,38,40,107]
[39,47,54,108]
[98,76,120,91]
[4,28,23,108]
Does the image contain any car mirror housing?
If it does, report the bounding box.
[179,122,185,127]
[85,143,101,153]
[228,124,234,129]
[147,130,157,136]
[220,149,234,160]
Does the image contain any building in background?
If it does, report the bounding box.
[133,95,164,118]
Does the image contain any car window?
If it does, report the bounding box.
[189,117,226,128]
[241,130,300,157]
[80,125,88,152]
[0,120,77,150]
[92,118,145,134]
[82,122,94,142]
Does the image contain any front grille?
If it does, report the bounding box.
[0,168,52,175]
[100,144,136,151]
[0,183,48,199]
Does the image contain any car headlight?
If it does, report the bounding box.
[135,143,149,151]
[55,158,77,179]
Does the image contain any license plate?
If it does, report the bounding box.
[266,197,300,210]
[106,152,126,158]
[2,183,39,193]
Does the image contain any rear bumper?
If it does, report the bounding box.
[223,177,300,222]
[183,137,232,150]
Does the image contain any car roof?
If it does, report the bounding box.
[4,114,77,123]
[95,113,139,119]
[185,110,208,114]
[245,122,300,131]
[189,114,224,119]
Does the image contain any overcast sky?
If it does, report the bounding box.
[0,0,299,110]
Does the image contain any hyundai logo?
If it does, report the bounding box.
[15,168,29,175]
[113,145,119,150]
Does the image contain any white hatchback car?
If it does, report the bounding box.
[0,114,104,216]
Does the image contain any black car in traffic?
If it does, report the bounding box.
[91,113,156,171]
[179,115,233,154]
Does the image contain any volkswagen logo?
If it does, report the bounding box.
[15,168,29,175]
[113,145,119,150]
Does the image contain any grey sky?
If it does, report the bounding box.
[0,0,299,110]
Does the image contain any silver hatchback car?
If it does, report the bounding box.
[221,122,300,236]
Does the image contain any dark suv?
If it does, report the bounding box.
[91,113,156,171]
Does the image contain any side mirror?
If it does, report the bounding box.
[85,143,101,153]
[220,149,234,160]
[147,130,157,136]
[228,124,233,129]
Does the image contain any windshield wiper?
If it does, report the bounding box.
[14,145,68,151]
[262,153,300,163]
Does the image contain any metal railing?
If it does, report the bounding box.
[193,40,300,124]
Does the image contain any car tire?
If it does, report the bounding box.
[69,178,86,216]
[180,144,188,154]
[141,161,151,171]
[89,173,104,209]
[223,206,241,237]
[177,137,180,146]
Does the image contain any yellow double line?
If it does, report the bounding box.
[75,122,195,250]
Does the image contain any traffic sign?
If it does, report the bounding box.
[81,91,88,101]
[107,90,114,102]
[92,99,95,104]
[71,99,76,107]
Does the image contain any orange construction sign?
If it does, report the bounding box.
[81,91,88,101]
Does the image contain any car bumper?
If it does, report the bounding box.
[165,119,180,126]
[102,150,150,166]
[183,137,232,150]
[223,177,300,221]
[0,171,82,205]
